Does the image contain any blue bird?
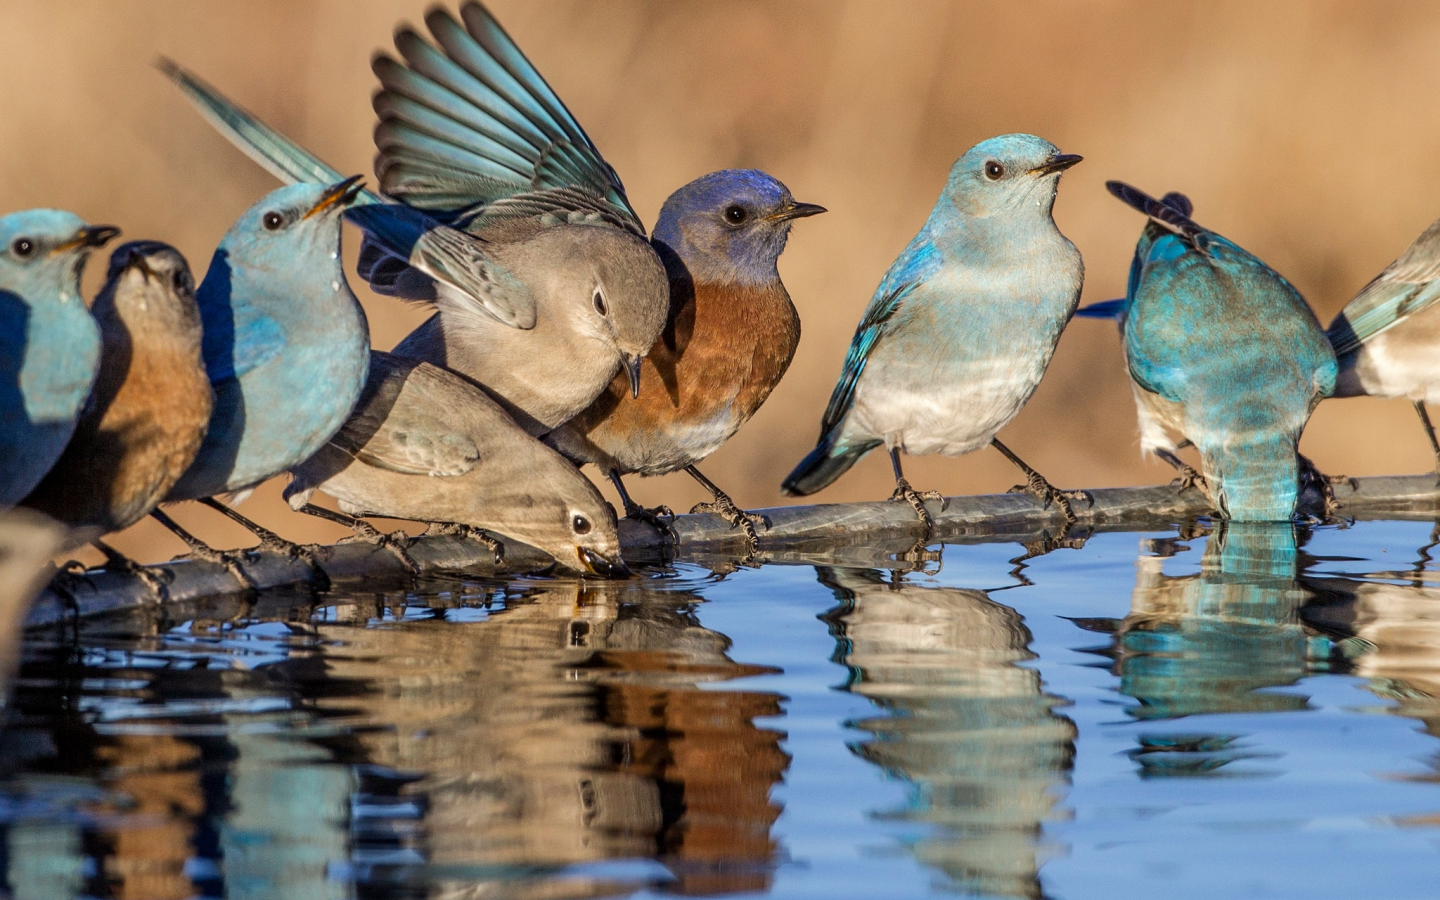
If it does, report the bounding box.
[1103,181,1336,521]
[152,179,370,586]
[0,210,116,507]
[783,135,1085,532]
[1326,213,1440,475]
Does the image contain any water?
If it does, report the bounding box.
[4,518,1440,899]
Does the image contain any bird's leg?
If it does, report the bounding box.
[1297,453,1345,519]
[685,465,768,552]
[991,438,1089,523]
[295,503,420,575]
[1415,401,1440,482]
[421,521,504,566]
[197,498,330,590]
[887,448,945,538]
[608,469,676,539]
[1155,447,1209,495]
[91,540,172,604]
[150,509,257,592]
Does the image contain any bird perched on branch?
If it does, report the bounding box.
[1326,212,1440,477]
[22,241,212,587]
[1104,181,1336,521]
[154,179,370,588]
[285,351,630,578]
[783,134,1085,536]
[0,210,114,507]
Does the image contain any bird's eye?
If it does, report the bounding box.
[172,269,191,294]
[572,514,592,535]
[11,238,34,258]
[984,161,1005,180]
[593,290,608,317]
[262,212,284,231]
[724,205,747,225]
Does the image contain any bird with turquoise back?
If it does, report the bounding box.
[0,210,115,508]
[1326,213,1440,476]
[1106,181,1336,522]
[783,134,1085,534]
[159,1,670,436]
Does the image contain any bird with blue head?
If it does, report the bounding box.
[0,209,116,508]
[783,134,1085,536]
[153,178,370,587]
[1103,181,1336,522]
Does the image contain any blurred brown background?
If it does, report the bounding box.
[3,0,1439,560]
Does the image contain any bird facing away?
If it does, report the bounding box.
[161,1,671,435]
[285,351,630,577]
[0,210,115,507]
[1106,181,1336,522]
[23,241,212,536]
[783,134,1085,533]
[1326,213,1440,475]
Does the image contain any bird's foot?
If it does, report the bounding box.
[339,519,421,575]
[1298,454,1346,520]
[171,544,257,593]
[1008,473,1087,523]
[1170,465,1209,495]
[889,478,945,536]
[422,522,504,566]
[621,500,678,541]
[97,552,173,605]
[689,493,768,553]
[1008,527,1091,582]
[247,532,331,592]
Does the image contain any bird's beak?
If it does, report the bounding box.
[124,249,158,281]
[578,546,632,579]
[624,354,644,399]
[53,225,121,255]
[770,200,828,222]
[304,174,366,220]
[1029,153,1083,177]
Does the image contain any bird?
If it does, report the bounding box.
[1326,212,1440,476]
[152,178,371,588]
[544,170,824,549]
[782,134,1085,534]
[21,241,212,590]
[1103,181,1336,521]
[0,508,68,705]
[0,210,116,507]
[160,3,672,436]
[284,350,631,578]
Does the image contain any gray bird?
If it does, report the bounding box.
[284,351,631,577]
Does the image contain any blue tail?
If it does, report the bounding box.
[782,437,880,496]
[1203,436,1300,522]
[1075,298,1128,319]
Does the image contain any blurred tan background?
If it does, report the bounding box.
[4,0,1440,560]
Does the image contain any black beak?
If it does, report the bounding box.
[773,200,828,221]
[304,174,366,219]
[1030,153,1083,177]
[124,249,158,281]
[55,225,121,255]
[624,354,644,399]
[579,547,632,579]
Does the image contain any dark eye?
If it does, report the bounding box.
[262,212,284,231]
[11,238,33,258]
[592,290,608,317]
[572,514,592,535]
[984,161,1005,180]
[724,205,747,225]
[172,269,191,294]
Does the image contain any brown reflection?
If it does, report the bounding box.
[88,735,203,900]
[819,567,1075,900]
[316,578,788,897]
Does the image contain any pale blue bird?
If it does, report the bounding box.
[0,210,116,507]
[1103,181,1336,521]
[783,135,1085,533]
[152,179,370,585]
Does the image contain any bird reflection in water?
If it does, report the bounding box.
[819,566,1077,900]
[1077,522,1332,777]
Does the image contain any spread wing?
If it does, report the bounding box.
[1328,217,1440,356]
[371,2,644,235]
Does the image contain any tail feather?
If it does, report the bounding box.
[782,438,879,497]
[1203,436,1300,522]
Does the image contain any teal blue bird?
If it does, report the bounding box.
[0,210,117,507]
[1104,182,1336,521]
[783,135,1085,533]
[153,179,370,585]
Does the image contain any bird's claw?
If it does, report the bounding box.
[1008,473,1081,523]
[890,477,940,538]
[341,520,421,575]
[622,501,678,541]
[689,496,767,553]
[422,522,505,566]
[1170,466,1208,495]
[255,534,331,591]
[172,545,257,593]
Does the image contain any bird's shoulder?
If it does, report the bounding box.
[1330,225,1440,356]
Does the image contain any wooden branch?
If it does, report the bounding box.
[25,473,1440,629]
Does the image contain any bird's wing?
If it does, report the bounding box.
[371,3,645,235]
[817,277,925,441]
[200,300,285,383]
[328,363,480,477]
[1328,218,1440,356]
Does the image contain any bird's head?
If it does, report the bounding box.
[483,459,631,578]
[218,176,365,268]
[652,169,825,286]
[0,209,119,301]
[99,240,201,332]
[945,134,1081,218]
